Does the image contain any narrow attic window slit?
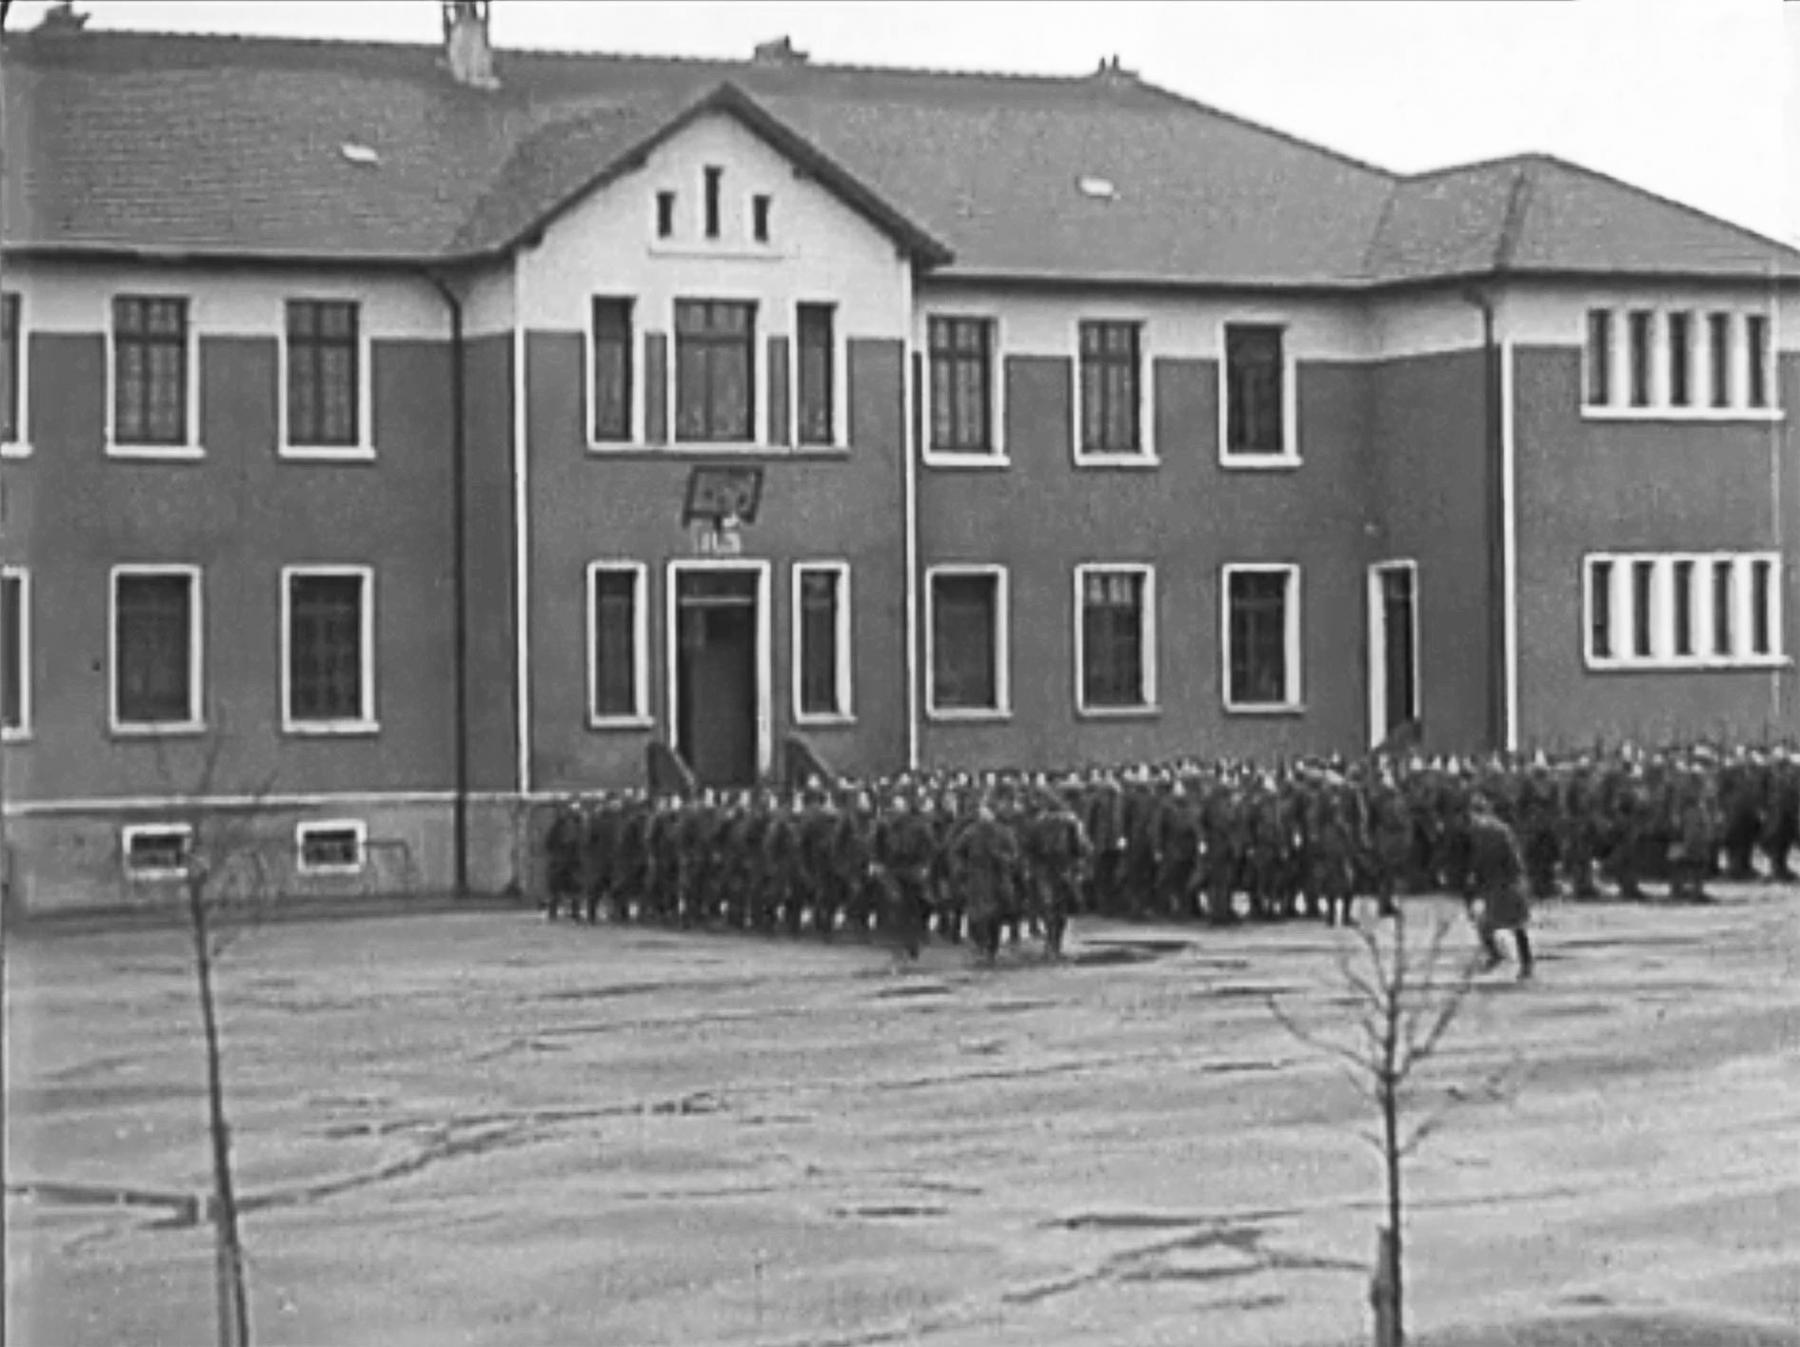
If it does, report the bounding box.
[1077,176,1117,201]
[752,194,772,243]
[339,142,380,166]
[704,166,723,239]
[656,191,676,239]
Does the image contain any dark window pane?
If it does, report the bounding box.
[927,317,994,454]
[1,574,21,730]
[288,573,365,723]
[286,301,359,447]
[1225,325,1284,456]
[1631,560,1654,658]
[1672,560,1694,656]
[675,300,755,442]
[126,830,190,875]
[1081,570,1146,706]
[1079,321,1140,455]
[1667,311,1690,407]
[592,298,633,443]
[1627,311,1652,407]
[0,293,18,443]
[113,296,189,446]
[591,569,638,718]
[799,569,841,715]
[1713,561,1734,655]
[301,828,361,870]
[1590,560,1613,660]
[704,165,722,239]
[753,195,772,243]
[1747,315,1770,409]
[116,573,194,724]
[1227,570,1289,705]
[1751,559,1773,655]
[1709,313,1733,408]
[931,574,999,709]
[1585,310,1611,406]
[797,304,834,446]
[656,192,675,239]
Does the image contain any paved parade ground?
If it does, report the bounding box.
[7,891,1799,1347]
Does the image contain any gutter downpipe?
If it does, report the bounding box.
[423,269,471,900]
[1461,286,1510,754]
[902,263,921,773]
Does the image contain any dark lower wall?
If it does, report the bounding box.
[0,331,512,804]
[1512,347,1799,747]
[1368,346,1496,755]
[916,355,1378,771]
[523,332,909,791]
[459,333,519,793]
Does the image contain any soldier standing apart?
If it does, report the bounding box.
[1464,794,1535,981]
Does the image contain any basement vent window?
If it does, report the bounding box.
[297,820,367,875]
[1077,176,1117,201]
[340,143,381,166]
[122,824,194,881]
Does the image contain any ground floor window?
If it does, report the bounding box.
[1585,551,1783,668]
[2,567,28,738]
[1223,564,1301,710]
[296,820,366,876]
[283,566,374,732]
[112,565,202,731]
[928,566,1008,715]
[1076,564,1155,710]
[793,562,851,720]
[122,824,193,881]
[587,562,648,725]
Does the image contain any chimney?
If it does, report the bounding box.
[441,0,498,90]
[1092,54,1139,84]
[752,36,810,67]
[36,1,92,34]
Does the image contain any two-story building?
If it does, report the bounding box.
[2,2,1795,912]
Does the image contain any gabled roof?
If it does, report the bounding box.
[4,26,1797,286]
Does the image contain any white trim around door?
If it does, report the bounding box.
[665,557,774,781]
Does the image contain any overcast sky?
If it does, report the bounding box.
[10,0,1798,244]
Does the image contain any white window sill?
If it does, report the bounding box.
[1076,703,1161,720]
[795,712,857,728]
[280,445,377,462]
[1074,451,1159,470]
[588,714,654,731]
[926,706,1012,722]
[1220,453,1301,471]
[1,442,33,460]
[111,720,207,738]
[1580,406,1784,425]
[125,869,191,884]
[648,242,786,261]
[1583,655,1790,673]
[1224,701,1306,716]
[922,452,1010,470]
[107,443,206,461]
[282,720,380,737]
[297,863,367,878]
[2,727,32,743]
[587,442,850,457]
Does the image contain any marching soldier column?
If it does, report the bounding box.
[540,745,1800,961]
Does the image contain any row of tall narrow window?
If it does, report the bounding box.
[582,561,1304,726]
[1584,308,1775,413]
[1585,552,1782,668]
[0,565,374,739]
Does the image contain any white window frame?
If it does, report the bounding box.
[295,819,368,877]
[1072,562,1158,715]
[1580,306,1783,423]
[277,298,375,460]
[791,300,848,452]
[109,563,205,736]
[924,563,1011,720]
[585,561,651,728]
[1,565,29,740]
[1072,319,1157,468]
[921,312,1009,469]
[791,560,854,724]
[1218,320,1300,470]
[105,294,203,459]
[121,823,194,882]
[668,294,765,451]
[2,289,31,458]
[1221,562,1303,713]
[584,295,644,452]
[280,564,378,736]
[1583,550,1786,670]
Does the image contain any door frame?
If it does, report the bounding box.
[1367,558,1421,749]
[666,558,773,781]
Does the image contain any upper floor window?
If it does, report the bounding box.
[283,566,375,733]
[591,297,635,444]
[1076,564,1155,712]
[1223,323,1291,463]
[112,296,192,450]
[0,292,21,448]
[1,567,29,740]
[284,300,362,452]
[1585,550,1783,669]
[1585,306,1777,417]
[797,303,835,447]
[1223,563,1301,711]
[927,316,996,457]
[111,565,202,732]
[703,165,723,239]
[1078,321,1144,459]
[675,300,755,442]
